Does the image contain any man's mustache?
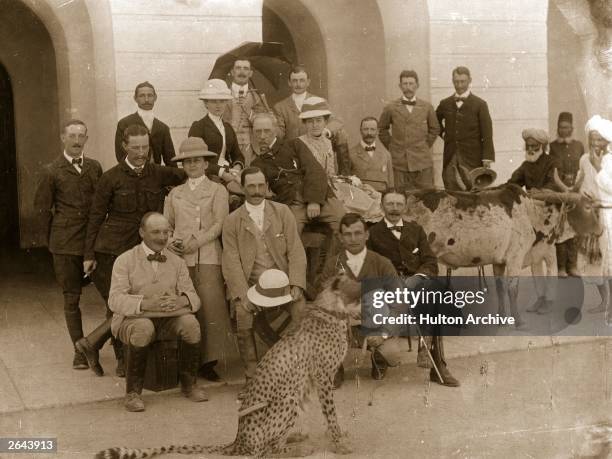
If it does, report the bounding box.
[250,193,265,198]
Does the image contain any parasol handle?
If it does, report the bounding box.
[248,88,272,113]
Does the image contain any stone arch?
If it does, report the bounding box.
[1,0,116,247]
[262,0,387,141]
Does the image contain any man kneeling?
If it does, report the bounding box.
[108,212,208,412]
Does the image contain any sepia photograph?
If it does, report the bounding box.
[1,0,612,457]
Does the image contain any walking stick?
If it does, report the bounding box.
[413,323,445,385]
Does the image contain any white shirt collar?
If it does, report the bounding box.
[125,158,140,170]
[137,107,154,121]
[454,89,471,98]
[141,241,157,255]
[231,82,249,97]
[292,92,307,110]
[188,174,207,190]
[208,112,223,124]
[245,200,266,214]
[384,218,403,228]
[345,247,368,275]
[360,140,376,150]
[63,150,84,163]
[402,95,417,102]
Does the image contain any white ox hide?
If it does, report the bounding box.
[404,185,592,326]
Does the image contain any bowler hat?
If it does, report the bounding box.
[299,96,332,119]
[198,79,232,100]
[247,269,293,308]
[171,137,217,162]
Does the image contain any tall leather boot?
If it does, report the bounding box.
[75,318,112,376]
[567,238,580,277]
[179,342,208,402]
[124,344,148,412]
[429,336,460,387]
[112,338,125,378]
[236,329,258,380]
[556,242,568,277]
[64,293,87,370]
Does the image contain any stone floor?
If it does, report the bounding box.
[0,248,610,415]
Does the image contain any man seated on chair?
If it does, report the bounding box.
[108,212,208,412]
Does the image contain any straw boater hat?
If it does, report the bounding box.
[298,96,332,119]
[247,269,293,308]
[171,137,217,162]
[468,167,497,190]
[198,79,232,100]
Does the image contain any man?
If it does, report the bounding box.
[164,137,231,382]
[273,65,351,175]
[114,81,176,166]
[188,79,244,185]
[549,112,584,277]
[508,129,563,191]
[288,97,346,235]
[436,66,495,190]
[250,112,342,234]
[77,124,185,378]
[315,213,403,383]
[349,117,394,192]
[367,190,460,387]
[34,119,103,370]
[223,59,268,166]
[379,70,440,191]
[222,167,307,379]
[109,212,207,412]
[508,129,563,315]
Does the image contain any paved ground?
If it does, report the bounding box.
[1,341,612,458]
[1,249,612,457]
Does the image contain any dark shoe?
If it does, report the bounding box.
[72,350,89,370]
[371,350,388,380]
[199,361,221,382]
[526,297,544,313]
[182,385,209,402]
[124,392,145,412]
[115,358,125,378]
[333,364,344,389]
[557,269,568,278]
[430,365,460,387]
[537,300,553,315]
[568,268,581,278]
[75,337,104,376]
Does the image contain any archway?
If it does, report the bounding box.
[0,63,18,250]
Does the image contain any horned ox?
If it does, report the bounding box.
[403,184,601,326]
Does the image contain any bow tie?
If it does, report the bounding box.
[147,252,166,263]
[401,99,416,106]
[133,166,144,176]
[71,158,82,166]
[454,96,467,103]
[364,145,375,152]
[238,89,246,97]
[388,225,403,233]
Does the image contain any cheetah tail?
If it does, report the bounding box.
[93,444,209,458]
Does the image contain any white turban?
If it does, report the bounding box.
[585,115,612,142]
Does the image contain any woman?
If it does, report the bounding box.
[165,137,235,380]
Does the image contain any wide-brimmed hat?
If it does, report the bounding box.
[198,79,232,100]
[299,96,332,119]
[171,137,217,162]
[468,167,497,189]
[247,269,293,308]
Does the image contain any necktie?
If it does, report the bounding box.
[401,99,416,106]
[72,158,82,166]
[134,166,144,176]
[364,145,375,152]
[147,252,166,263]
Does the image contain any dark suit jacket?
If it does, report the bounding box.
[34,155,103,256]
[367,219,438,277]
[115,112,176,166]
[188,115,245,176]
[250,138,331,206]
[435,93,494,169]
[84,161,185,260]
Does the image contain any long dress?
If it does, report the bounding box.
[578,153,610,280]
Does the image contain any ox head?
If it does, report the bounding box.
[567,194,603,236]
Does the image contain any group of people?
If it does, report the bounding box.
[34,56,612,412]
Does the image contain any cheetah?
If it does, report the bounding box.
[95,275,361,459]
